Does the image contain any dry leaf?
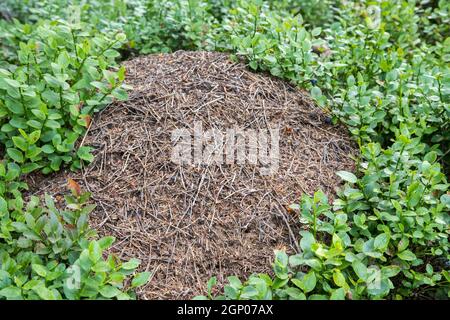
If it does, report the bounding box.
[67,178,82,197]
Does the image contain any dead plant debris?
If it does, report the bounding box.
[27,51,356,299]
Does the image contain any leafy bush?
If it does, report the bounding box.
[0,21,128,174]
[213,0,321,81]
[0,179,150,300]
[129,0,219,53]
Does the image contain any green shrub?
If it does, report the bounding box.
[208,0,328,90]
[0,179,150,300]
[414,0,449,45]
[0,20,128,174]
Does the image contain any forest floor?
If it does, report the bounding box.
[27,51,356,299]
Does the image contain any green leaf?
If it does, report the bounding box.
[374,233,390,251]
[121,258,140,270]
[333,270,347,287]
[352,260,367,281]
[330,288,346,300]
[4,78,21,88]
[285,287,306,300]
[302,271,317,293]
[29,130,41,144]
[21,163,40,174]
[424,151,437,163]
[31,264,48,277]
[103,49,120,58]
[0,286,22,299]
[227,276,242,289]
[5,100,24,114]
[381,265,401,278]
[31,109,47,120]
[117,66,126,82]
[115,33,127,42]
[347,75,356,87]
[5,162,21,181]
[44,119,61,129]
[27,120,43,129]
[131,272,151,288]
[7,148,24,163]
[12,136,28,151]
[240,286,259,299]
[441,194,450,208]
[77,146,94,162]
[299,231,315,252]
[397,237,409,252]
[311,86,322,100]
[311,27,322,36]
[336,171,358,184]
[109,272,125,284]
[92,261,111,273]
[274,250,288,267]
[34,285,56,300]
[288,254,304,267]
[308,294,327,300]
[99,285,121,298]
[207,276,217,296]
[0,197,8,216]
[273,249,289,280]
[57,51,70,68]
[10,117,27,128]
[98,236,115,250]
[42,144,55,154]
[88,240,102,263]
[111,88,128,100]
[397,250,416,261]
